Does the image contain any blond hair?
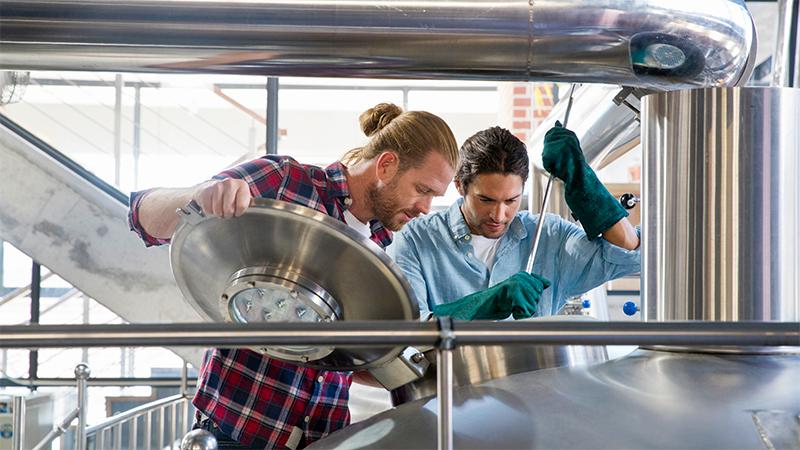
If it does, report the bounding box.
[341,102,458,170]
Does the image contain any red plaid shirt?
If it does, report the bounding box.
[128,156,392,448]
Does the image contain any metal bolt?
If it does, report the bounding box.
[263,310,272,321]
[296,307,307,318]
[290,290,298,299]
[411,353,425,364]
[276,299,286,309]
[221,294,229,301]
[248,281,256,288]
[245,300,253,312]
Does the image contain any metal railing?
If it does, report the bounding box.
[2,320,798,450]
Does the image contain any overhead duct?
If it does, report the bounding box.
[0,0,754,89]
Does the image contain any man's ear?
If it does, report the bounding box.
[455,179,466,196]
[375,151,400,182]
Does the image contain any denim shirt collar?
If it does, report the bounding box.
[446,198,528,245]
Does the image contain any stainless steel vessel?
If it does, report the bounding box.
[390,317,608,406]
[309,348,800,449]
[0,0,754,89]
[170,199,420,370]
[641,87,800,322]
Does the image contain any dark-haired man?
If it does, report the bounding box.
[388,125,640,320]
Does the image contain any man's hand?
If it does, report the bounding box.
[542,123,628,240]
[432,272,550,321]
[193,178,252,218]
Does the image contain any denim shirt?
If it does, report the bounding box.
[387,199,641,318]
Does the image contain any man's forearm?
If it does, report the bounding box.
[601,218,640,250]
[138,186,200,239]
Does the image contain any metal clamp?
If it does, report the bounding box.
[177,200,206,225]
[612,86,648,121]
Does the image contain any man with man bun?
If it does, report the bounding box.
[129,103,457,449]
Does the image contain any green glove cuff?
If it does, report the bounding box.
[431,289,507,321]
[564,165,629,240]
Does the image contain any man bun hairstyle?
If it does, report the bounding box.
[342,102,458,171]
[456,126,529,192]
[359,102,403,137]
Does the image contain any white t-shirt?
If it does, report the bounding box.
[343,209,372,238]
[470,234,502,269]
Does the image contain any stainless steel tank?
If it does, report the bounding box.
[309,348,800,449]
[641,87,800,323]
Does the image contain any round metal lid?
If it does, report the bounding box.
[170,199,419,370]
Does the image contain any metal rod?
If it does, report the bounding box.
[157,406,165,450]
[170,404,177,449]
[31,407,80,450]
[436,349,453,450]
[526,83,577,274]
[130,417,138,450]
[265,77,279,155]
[114,423,122,450]
[75,363,90,450]
[29,262,41,384]
[0,376,198,388]
[180,361,188,395]
[144,410,152,450]
[11,396,25,450]
[2,321,796,348]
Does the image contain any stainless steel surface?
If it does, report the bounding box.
[0,1,754,89]
[528,85,642,175]
[436,348,453,450]
[391,343,608,406]
[308,349,800,449]
[170,198,419,370]
[642,87,800,322]
[3,321,798,348]
[75,363,89,450]
[772,0,799,87]
[180,429,218,450]
[11,396,24,450]
[527,83,577,274]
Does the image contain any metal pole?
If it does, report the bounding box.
[436,317,455,450]
[75,363,91,450]
[11,396,25,450]
[772,0,799,87]
[29,262,40,387]
[526,83,577,274]
[113,74,123,186]
[0,322,798,348]
[265,77,279,155]
[133,85,142,189]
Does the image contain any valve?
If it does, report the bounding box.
[622,301,640,316]
[619,193,641,210]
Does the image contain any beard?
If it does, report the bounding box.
[367,179,409,231]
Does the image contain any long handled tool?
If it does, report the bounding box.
[525,83,578,273]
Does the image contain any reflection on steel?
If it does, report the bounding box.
[527,84,642,174]
[0,321,798,348]
[307,349,800,449]
[0,0,754,89]
[772,0,799,87]
[642,87,800,322]
[181,429,218,450]
[391,344,607,406]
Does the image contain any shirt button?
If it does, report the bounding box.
[304,416,311,423]
[464,235,471,241]
[317,376,324,383]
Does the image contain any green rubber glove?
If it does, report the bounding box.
[542,122,628,239]
[432,272,551,321]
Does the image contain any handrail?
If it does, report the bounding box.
[85,393,187,435]
[0,321,797,348]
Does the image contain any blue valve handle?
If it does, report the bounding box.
[622,301,640,316]
[582,299,591,309]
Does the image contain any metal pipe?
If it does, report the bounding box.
[114,423,122,450]
[11,396,25,450]
[144,410,152,450]
[75,363,90,450]
[526,83,576,274]
[0,0,754,90]
[772,0,799,87]
[265,77,279,155]
[0,322,798,348]
[436,349,453,450]
[0,271,54,308]
[31,407,80,450]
